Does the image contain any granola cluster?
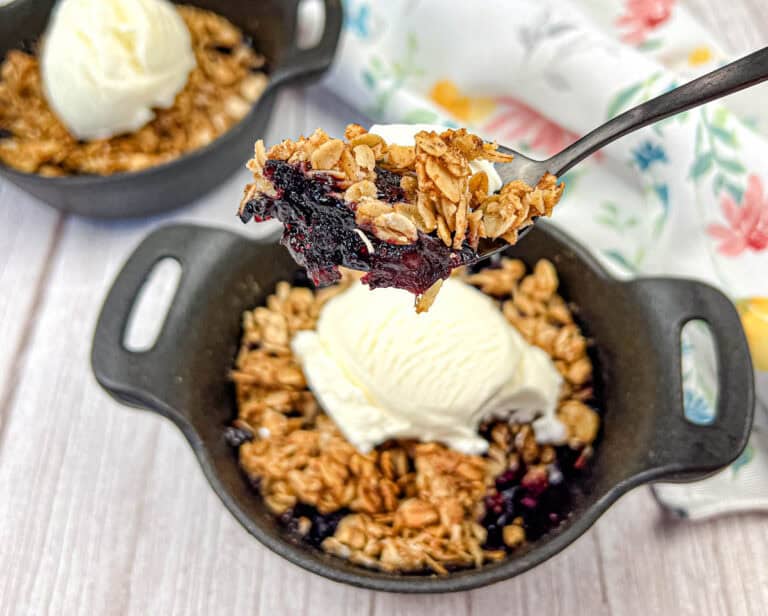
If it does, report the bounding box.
[231,260,599,574]
[0,5,267,176]
[242,124,564,252]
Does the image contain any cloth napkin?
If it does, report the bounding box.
[313,0,768,519]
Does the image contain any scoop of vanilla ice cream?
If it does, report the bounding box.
[369,123,503,194]
[292,279,566,455]
[41,0,196,140]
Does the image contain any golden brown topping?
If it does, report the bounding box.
[233,259,598,575]
[310,138,345,170]
[355,198,393,225]
[0,6,267,176]
[415,279,444,313]
[344,180,378,203]
[394,498,440,529]
[242,124,564,256]
[558,400,600,445]
[370,211,419,245]
[502,524,526,548]
[386,144,416,169]
[352,144,376,170]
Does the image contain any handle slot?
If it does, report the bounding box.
[680,319,719,426]
[627,278,755,480]
[271,0,342,86]
[295,0,325,50]
[123,257,183,353]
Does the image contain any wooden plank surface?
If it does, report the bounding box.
[0,186,61,434]
[1,3,767,615]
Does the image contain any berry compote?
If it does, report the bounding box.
[239,160,476,294]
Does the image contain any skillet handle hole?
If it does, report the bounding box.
[123,257,182,353]
[296,0,324,49]
[680,319,719,426]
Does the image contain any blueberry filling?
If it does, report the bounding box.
[279,504,349,548]
[239,160,477,294]
[480,445,580,550]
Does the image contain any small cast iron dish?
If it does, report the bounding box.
[91,222,755,593]
[0,0,341,218]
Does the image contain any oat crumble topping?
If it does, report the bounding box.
[230,259,599,574]
[0,5,267,176]
[238,125,564,312]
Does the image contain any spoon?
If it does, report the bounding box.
[476,45,768,262]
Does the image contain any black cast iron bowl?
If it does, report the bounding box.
[0,0,341,218]
[91,222,755,593]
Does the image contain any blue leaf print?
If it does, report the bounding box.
[402,108,441,124]
[632,141,668,171]
[680,337,694,355]
[732,444,754,476]
[361,69,375,90]
[602,249,638,273]
[344,2,371,38]
[683,389,715,425]
[653,184,669,208]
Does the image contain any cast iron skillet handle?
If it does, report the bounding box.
[629,278,755,482]
[272,0,343,86]
[91,225,222,418]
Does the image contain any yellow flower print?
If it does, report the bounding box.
[429,79,496,124]
[737,297,768,371]
[688,46,713,66]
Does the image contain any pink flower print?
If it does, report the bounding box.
[484,97,580,156]
[617,0,676,44]
[707,174,768,256]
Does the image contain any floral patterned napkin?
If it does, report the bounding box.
[318,0,768,518]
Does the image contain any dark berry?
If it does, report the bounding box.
[224,426,253,447]
[521,467,549,496]
[309,510,347,546]
[18,40,36,55]
[499,486,519,505]
[374,167,406,202]
[246,475,261,492]
[277,503,349,548]
[480,421,588,551]
[495,469,521,490]
[573,453,589,470]
[484,493,504,514]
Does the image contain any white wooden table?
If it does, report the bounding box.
[1,3,767,614]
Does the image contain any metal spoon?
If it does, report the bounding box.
[476,45,768,262]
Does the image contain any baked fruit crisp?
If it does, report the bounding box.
[227,259,600,575]
[0,5,267,176]
[238,125,564,311]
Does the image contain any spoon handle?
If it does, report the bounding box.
[546,46,768,177]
